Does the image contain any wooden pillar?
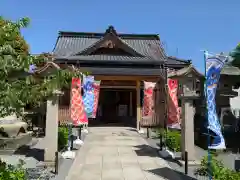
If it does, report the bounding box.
[136,81,141,130]
[129,92,132,116]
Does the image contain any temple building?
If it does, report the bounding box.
[31,26,240,163]
[52,26,192,128]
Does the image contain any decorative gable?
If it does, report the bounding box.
[100,40,115,49]
[77,26,144,57]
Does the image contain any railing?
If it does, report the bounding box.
[58,106,71,125]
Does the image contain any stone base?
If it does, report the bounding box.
[39,161,55,167]
[0,131,33,155]
[138,129,144,134]
[178,160,201,166]
[61,150,75,159]
[158,149,175,159]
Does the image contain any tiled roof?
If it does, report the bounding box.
[168,64,203,78]
[221,64,240,75]
[167,56,191,65]
[52,26,190,66]
[53,31,166,61]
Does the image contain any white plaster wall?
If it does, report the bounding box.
[230,88,240,110]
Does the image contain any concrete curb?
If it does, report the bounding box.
[138,130,183,180]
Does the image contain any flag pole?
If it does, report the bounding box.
[204,50,212,180]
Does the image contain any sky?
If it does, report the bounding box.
[1,0,239,72]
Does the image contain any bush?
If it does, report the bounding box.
[195,154,240,180]
[58,126,68,151]
[156,128,181,152]
[0,159,26,180]
[165,130,181,152]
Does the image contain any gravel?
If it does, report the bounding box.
[26,167,55,180]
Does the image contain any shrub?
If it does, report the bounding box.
[165,130,181,152]
[156,128,181,152]
[0,159,26,180]
[195,154,240,180]
[58,126,68,151]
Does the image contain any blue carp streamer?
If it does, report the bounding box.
[83,75,95,117]
[205,55,227,149]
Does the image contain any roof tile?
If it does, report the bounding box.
[53,28,190,66]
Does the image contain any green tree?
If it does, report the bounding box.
[230,43,240,68]
[0,16,79,118]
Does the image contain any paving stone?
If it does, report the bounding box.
[118,147,135,154]
[121,162,140,168]
[137,156,157,164]
[81,164,102,173]
[102,162,122,169]
[65,127,181,180]
[103,155,120,164]
[80,168,102,176]
[139,162,160,171]
[123,166,146,179]
[120,154,139,164]
[102,168,123,179]
[144,171,165,180]
[84,155,102,164]
[102,178,124,180]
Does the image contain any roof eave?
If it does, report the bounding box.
[54,57,165,65]
[168,65,204,78]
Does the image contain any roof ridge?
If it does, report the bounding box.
[76,33,145,57]
[58,31,160,40]
[168,56,192,63]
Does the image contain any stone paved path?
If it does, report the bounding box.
[65,127,181,180]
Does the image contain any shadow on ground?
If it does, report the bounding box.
[134,143,184,167]
[147,167,205,180]
[126,128,138,132]
[14,145,44,161]
[134,144,159,157]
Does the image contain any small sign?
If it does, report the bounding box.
[118,105,127,116]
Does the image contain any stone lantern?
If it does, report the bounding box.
[34,62,66,164]
[168,65,203,161]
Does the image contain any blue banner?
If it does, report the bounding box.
[205,54,226,149]
[82,75,95,117]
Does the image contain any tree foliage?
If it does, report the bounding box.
[230,43,240,68]
[0,16,79,118]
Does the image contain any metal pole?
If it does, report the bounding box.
[160,132,164,151]
[163,59,169,149]
[68,123,73,150]
[184,151,188,175]
[147,128,149,138]
[78,125,82,139]
[54,151,58,175]
[204,51,212,180]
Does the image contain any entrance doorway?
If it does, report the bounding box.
[96,88,136,127]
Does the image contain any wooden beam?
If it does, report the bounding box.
[101,85,136,89]
[95,75,159,81]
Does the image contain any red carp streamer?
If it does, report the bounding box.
[70,78,88,125]
[142,81,156,117]
[167,79,181,129]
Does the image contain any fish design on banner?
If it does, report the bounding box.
[142,82,156,117]
[167,79,181,129]
[70,78,88,125]
[83,75,95,117]
[92,80,101,118]
[205,53,227,149]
